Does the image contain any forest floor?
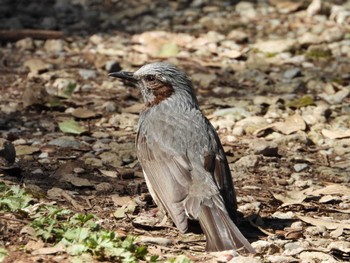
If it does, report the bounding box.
[0,0,350,262]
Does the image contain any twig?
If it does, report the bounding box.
[248,217,275,236]
[0,215,28,224]
[0,29,64,42]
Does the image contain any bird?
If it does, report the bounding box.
[109,62,255,253]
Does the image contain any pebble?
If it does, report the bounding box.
[44,39,64,53]
[79,69,97,80]
[252,140,279,157]
[15,37,34,50]
[293,163,309,172]
[283,68,301,80]
[48,136,81,148]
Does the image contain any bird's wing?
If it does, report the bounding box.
[137,129,193,232]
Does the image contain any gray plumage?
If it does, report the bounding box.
[109,62,255,253]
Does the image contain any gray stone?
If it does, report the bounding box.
[79,69,97,80]
[252,141,279,157]
[48,136,81,148]
[293,163,309,172]
[283,68,301,80]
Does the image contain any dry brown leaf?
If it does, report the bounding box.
[297,215,350,230]
[99,169,118,178]
[272,189,308,207]
[111,195,133,206]
[311,184,350,196]
[273,114,306,135]
[319,195,341,203]
[330,226,344,238]
[72,107,97,119]
[32,243,65,255]
[15,145,40,156]
[321,129,350,139]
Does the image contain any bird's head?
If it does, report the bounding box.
[109,62,197,108]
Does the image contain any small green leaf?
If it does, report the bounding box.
[58,120,86,135]
[159,43,179,58]
[66,244,88,255]
[114,207,126,219]
[63,83,77,98]
[287,95,315,108]
[0,247,8,262]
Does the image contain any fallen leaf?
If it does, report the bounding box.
[15,145,40,156]
[68,176,94,187]
[72,108,98,119]
[273,114,306,135]
[58,120,86,135]
[111,195,133,206]
[114,207,126,219]
[319,195,341,203]
[99,169,118,178]
[297,215,350,230]
[286,95,315,108]
[255,113,306,136]
[24,58,51,74]
[322,129,350,139]
[330,226,343,238]
[273,189,308,207]
[310,184,350,196]
[32,243,66,255]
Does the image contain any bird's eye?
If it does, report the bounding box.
[145,75,156,82]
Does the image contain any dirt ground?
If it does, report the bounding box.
[1,0,350,262]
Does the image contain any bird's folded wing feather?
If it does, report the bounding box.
[137,131,193,232]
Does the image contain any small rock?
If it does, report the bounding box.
[321,27,345,43]
[95,182,113,193]
[298,32,322,45]
[213,107,251,120]
[48,136,81,148]
[283,68,301,80]
[319,89,350,104]
[227,29,248,43]
[284,241,305,251]
[15,37,34,50]
[38,152,48,159]
[232,155,260,169]
[252,39,297,53]
[44,39,64,53]
[267,255,298,263]
[252,240,272,253]
[24,59,51,74]
[79,69,97,80]
[272,211,295,220]
[139,236,172,246]
[32,168,43,175]
[307,0,322,17]
[293,163,309,172]
[252,141,279,157]
[299,251,336,262]
[235,1,257,19]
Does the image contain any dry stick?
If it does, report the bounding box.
[0,215,28,224]
[0,29,64,42]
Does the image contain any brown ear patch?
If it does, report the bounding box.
[146,80,174,107]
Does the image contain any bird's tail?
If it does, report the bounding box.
[198,204,255,253]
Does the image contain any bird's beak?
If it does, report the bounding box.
[108,71,137,83]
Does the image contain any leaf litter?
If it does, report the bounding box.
[1,0,350,262]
